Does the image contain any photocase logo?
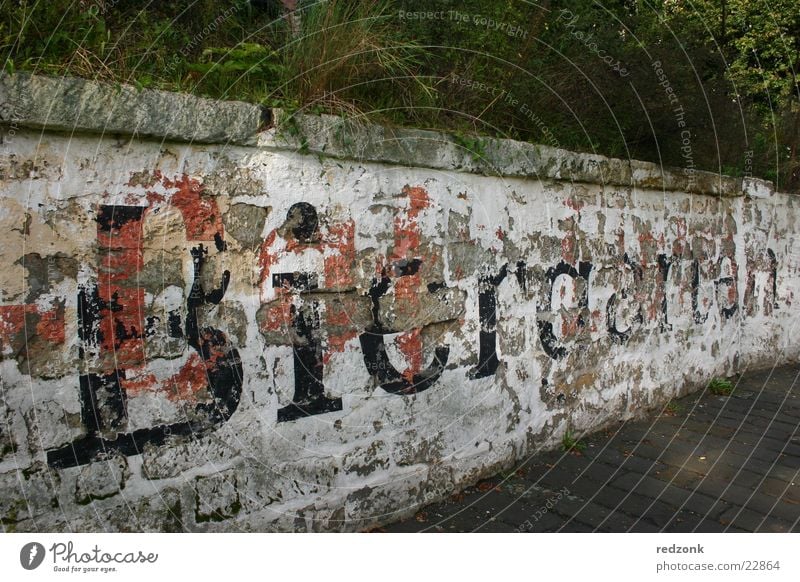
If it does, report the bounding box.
[20,542,46,570]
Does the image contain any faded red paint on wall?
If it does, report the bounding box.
[93,174,224,402]
[324,219,356,289]
[386,186,432,378]
[167,175,224,241]
[258,215,358,361]
[0,305,65,353]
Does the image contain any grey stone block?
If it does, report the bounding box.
[75,455,129,504]
[0,72,266,145]
[195,470,240,522]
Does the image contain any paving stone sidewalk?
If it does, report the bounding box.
[383,365,800,532]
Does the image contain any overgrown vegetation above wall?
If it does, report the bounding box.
[2,0,798,190]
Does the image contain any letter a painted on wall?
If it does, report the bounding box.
[537,260,593,359]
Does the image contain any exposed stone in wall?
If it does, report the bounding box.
[0,464,60,529]
[0,73,266,145]
[1,75,798,532]
[75,455,129,504]
[195,470,240,522]
[104,488,184,533]
[225,203,271,250]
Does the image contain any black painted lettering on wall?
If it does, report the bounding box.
[38,196,786,442]
[77,371,126,435]
[186,243,241,425]
[76,280,129,432]
[275,290,343,422]
[715,255,739,320]
[657,253,678,332]
[659,251,746,329]
[47,205,243,469]
[692,258,709,324]
[469,265,508,379]
[537,260,593,360]
[359,268,450,395]
[289,201,319,241]
[607,253,643,344]
[273,203,343,422]
[744,249,774,316]
[769,248,779,310]
[515,260,528,292]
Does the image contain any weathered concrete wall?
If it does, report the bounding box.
[1,74,798,532]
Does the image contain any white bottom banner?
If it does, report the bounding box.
[1,533,798,581]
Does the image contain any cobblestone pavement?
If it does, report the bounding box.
[383,365,800,532]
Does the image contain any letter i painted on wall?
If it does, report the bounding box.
[259,202,346,422]
[469,265,508,378]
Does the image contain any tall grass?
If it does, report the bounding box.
[279,0,433,116]
[1,1,795,189]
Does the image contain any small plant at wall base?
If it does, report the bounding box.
[708,378,735,396]
[561,430,587,454]
[664,400,683,416]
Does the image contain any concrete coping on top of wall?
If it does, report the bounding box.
[0,72,775,199]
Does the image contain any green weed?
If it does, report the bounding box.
[708,378,735,396]
[561,430,587,454]
[664,400,683,416]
